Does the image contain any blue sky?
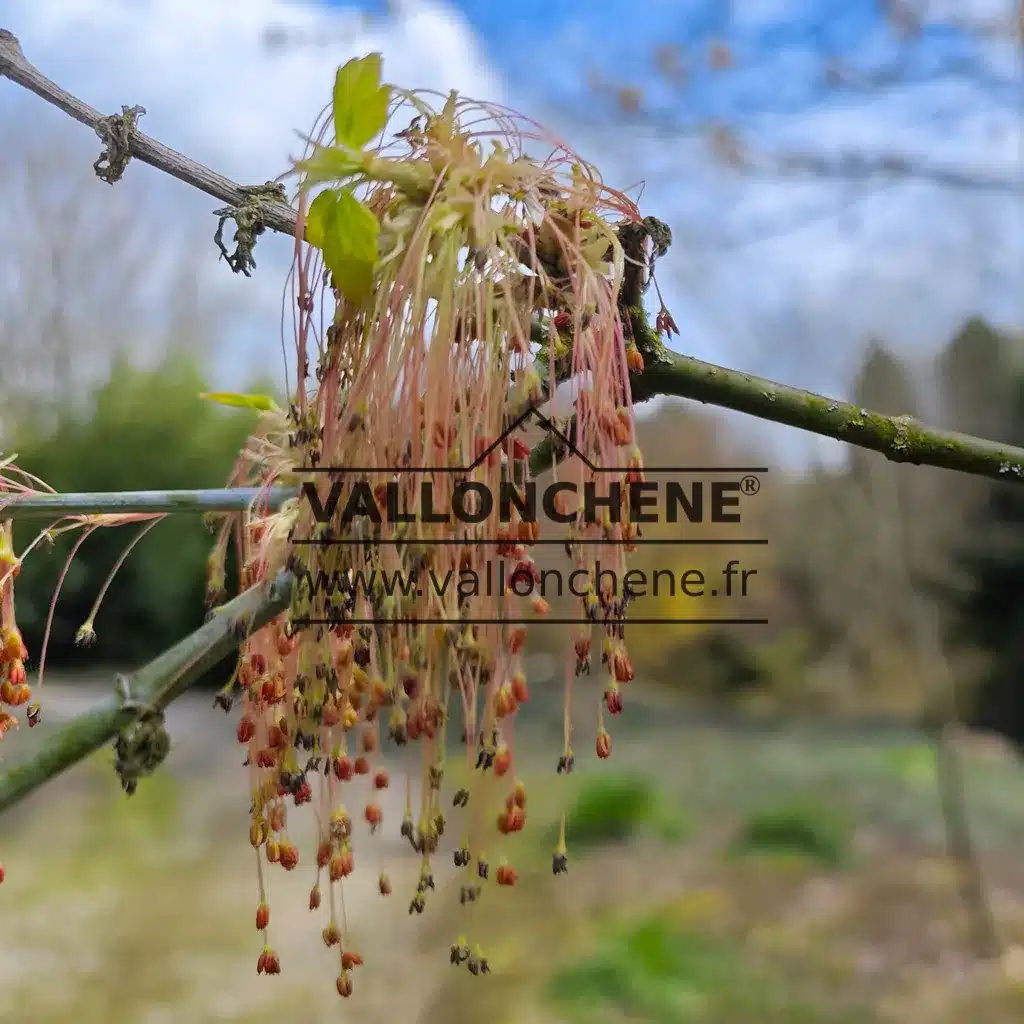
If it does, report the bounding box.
[1,0,1021,466]
[334,0,1018,124]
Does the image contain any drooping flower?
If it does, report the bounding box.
[200,52,656,996]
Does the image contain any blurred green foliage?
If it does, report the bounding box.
[8,351,265,670]
[730,799,853,868]
[547,914,852,1023]
[557,773,692,850]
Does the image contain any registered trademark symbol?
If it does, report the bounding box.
[740,475,761,495]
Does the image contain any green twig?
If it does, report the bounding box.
[0,571,294,815]
[527,345,1024,487]
[632,350,1024,484]
[0,486,295,519]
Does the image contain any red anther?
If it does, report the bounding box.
[279,843,299,871]
[256,902,270,931]
[507,626,528,655]
[605,685,623,715]
[510,672,529,703]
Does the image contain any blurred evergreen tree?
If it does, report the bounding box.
[931,317,1016,591]
[952,372,1024,748]
[937,316,1015,445]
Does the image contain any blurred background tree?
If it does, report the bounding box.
[949,374,1024,748]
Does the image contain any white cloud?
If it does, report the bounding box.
[1,0,503,385]
[7,0,501,180]
[541,63,1022,388]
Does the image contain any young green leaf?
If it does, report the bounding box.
[294,144,364,190]
[333,53,391,151]
[306,188,380,306]
[199,393,279,412]
[304,189,338,253]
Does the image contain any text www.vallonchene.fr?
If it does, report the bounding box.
[297,559,759,603]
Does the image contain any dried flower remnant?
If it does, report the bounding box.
[195,51,658,996]
[0,518,30,876]
[0,460,174,807]
[0,522,30,714]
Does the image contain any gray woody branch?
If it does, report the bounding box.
[0,29,297,235]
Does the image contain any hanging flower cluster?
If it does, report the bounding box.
[0,53,673,993]
[201,53,659,997]
[0,521,34,743]
[0,458,166,884]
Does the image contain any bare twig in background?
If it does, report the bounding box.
[577,4,1023,197]
[563,100,1024,197]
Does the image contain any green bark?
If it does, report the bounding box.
[0,571,293,814]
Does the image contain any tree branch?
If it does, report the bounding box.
[634,351,1024,484]
[0,486,294,519]
[0,571,293,815]
[0,28,298,235]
